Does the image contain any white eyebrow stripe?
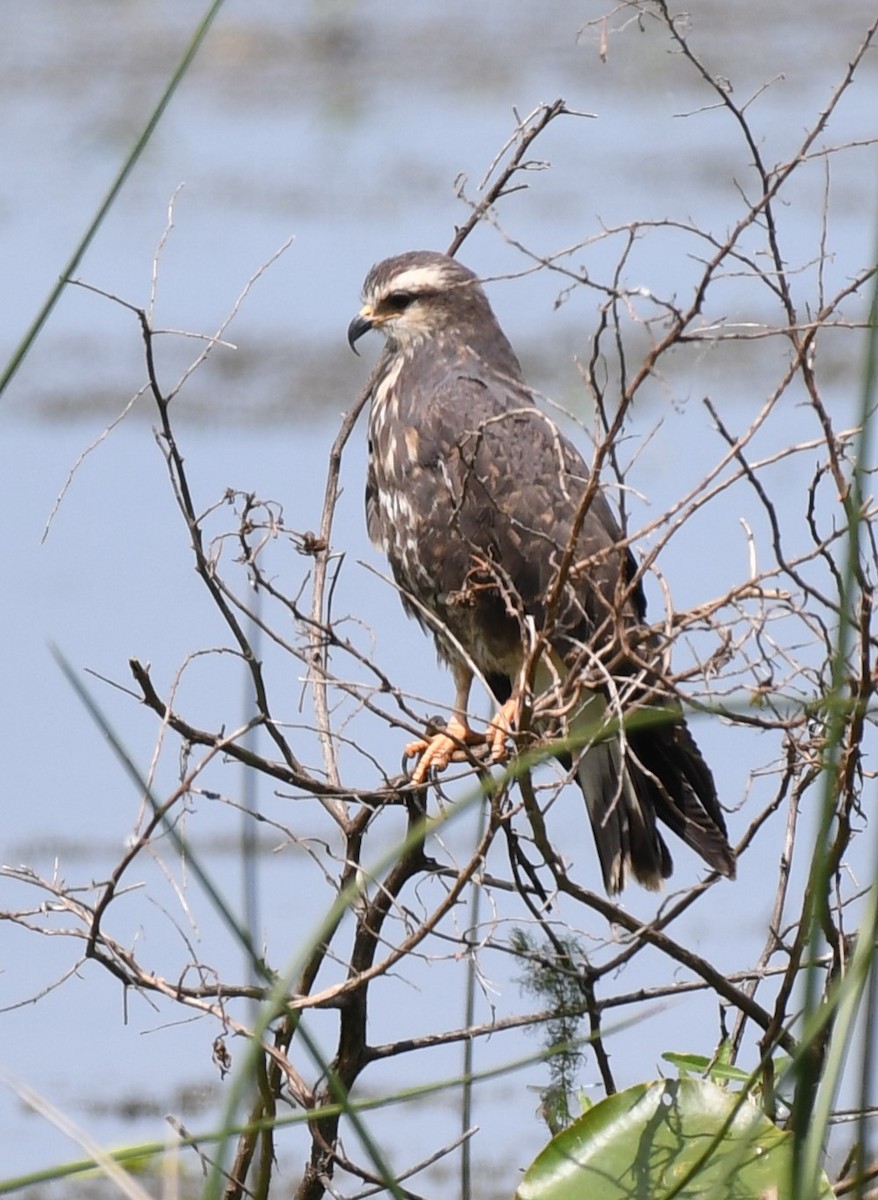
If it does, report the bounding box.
[376,263,456,296]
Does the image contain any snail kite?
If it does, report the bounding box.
[348,250,735,893]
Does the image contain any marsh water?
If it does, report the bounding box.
[2,2,876,1190]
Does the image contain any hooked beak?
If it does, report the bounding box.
[347,309,374,355]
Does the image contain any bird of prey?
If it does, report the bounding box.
[347,250,735,893]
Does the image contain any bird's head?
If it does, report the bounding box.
[348,251,491,355]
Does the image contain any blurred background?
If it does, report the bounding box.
[1,2,876,1193]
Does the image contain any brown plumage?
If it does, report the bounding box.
[348,250,735,893]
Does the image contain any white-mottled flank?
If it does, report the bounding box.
[370,358,403,430]
[378,489,422,570]
[378,489,415,529]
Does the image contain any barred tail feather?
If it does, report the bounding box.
[627,720,736,880]
[576,738,672,893]
[573,698,735,894]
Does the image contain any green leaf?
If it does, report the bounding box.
[662,1051,711,1077]
[516,1079,833,1200]
[662,1051,753,1085]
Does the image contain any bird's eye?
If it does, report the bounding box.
[386,291,415,312]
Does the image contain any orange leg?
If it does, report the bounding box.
[405,661,477,784]
[405,665,520,784]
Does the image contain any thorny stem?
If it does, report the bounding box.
[308,350,392,797]
[447,100,573,259]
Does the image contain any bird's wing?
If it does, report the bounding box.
[376,364,643,649]
[423,373,733,894]
[366,362,733,892]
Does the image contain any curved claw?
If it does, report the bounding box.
[403,718,485,785]
[486,697,519,764]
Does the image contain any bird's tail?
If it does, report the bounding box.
[571,693,735,894]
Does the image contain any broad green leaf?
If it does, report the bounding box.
[516,1079,833,1200]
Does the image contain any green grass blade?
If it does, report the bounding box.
[0,0,228,402]
[793,179,878,1197]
